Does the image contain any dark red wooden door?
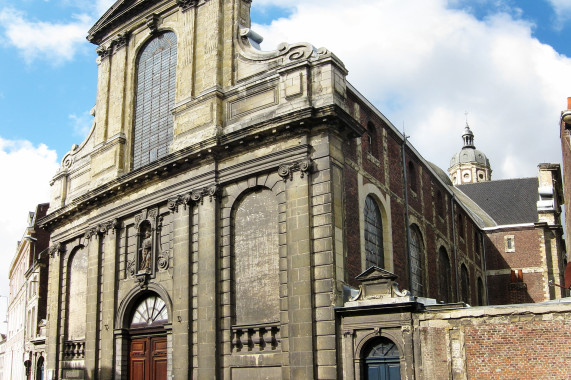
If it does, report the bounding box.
[130,336,167,380]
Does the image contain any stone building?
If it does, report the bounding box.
[36,0,566,379]
[6,204,50,380]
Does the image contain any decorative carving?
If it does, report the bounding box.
[84,226,99,242]
[176,0,199,11]
[278,159,313,182]
[169,183,220,212]
[99,219,119,235]
[49,243,64,258]
[127,259,136,277]
[138,226,153,274]
[112,31,130,50]
[96,45,112,59]
[157,251,169,271]
[146,14,159,34]
[136,273,149,289]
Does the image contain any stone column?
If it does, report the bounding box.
[45,244,63,379]
[285,169,316,379]
[84,231,102,378]
[171,205,192,378]
[196,194,218,378]
[99,222,118,377]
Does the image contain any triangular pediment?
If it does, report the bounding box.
[87,0,159,44]
[355,266,398,283]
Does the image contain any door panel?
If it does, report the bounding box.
[130,336,167,380]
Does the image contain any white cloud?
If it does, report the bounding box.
[0,8,92,64]
[0,138,59,302]
[547,0,571,25]
[253,0,571,179]
[69,111,94,138]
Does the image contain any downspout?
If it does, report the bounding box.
[481,231,489,304]
[401,136,413,293]
[451,194,460,302]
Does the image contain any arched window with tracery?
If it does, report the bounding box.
[130,295,169,330]
[364,337,401,380]
[364,195,384,269]
[132,31,177,170]
[438,247,451,303]
[409,225,424,296]
[477,277,484,306]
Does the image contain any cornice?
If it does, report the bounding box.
[38,104,363,231]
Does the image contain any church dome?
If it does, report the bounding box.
[449,125,490,167]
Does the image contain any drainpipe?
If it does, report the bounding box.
[451,194,460,302]
[481,232,489,305]
[401,135,413,293]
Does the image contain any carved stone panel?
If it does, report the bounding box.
[67,246,87,340]
[234,189,279,325]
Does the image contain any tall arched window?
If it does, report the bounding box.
[438,247,451,303]
[477,277,484,306]
[364,195,384,269]
[133,31,177,170]
[67,247,87,340]
[367,122,379,159]
[408,161,417,193]
[409,225,424,296]
[460,264,470,303]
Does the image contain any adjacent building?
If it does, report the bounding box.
[6,204,49,380]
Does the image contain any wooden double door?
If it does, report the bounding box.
[130,336,167,380]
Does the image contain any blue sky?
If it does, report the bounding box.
[0,0,571,323]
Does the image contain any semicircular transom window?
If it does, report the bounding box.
[130,296,168,329]
[367,338,399,359]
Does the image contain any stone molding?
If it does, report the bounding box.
[278,158,313,182]
[96,31,131,59]
[168,183,220,212]
[84,218,119,244]
[49,242,65,258]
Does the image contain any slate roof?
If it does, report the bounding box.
[457,178,538,225]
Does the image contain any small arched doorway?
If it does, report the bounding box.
[364,337,401,380]
[128,295,169,380]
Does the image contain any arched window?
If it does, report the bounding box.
[367,122,379,158]
[408,161,417,192]
[477,277,484,306]
[36,356,44,380]
[130,295,168,329]
[438,247,451,303]
[67,247,87,340]
[364,337,401,380]
[409,225,424,296]
[457,213,464,238]
[460,264,470,303]
[364,195,384,269]
[133,31,177,170]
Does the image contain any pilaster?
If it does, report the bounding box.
[171,205,192,378]
[196,193,218,378]
[84,230,102,378]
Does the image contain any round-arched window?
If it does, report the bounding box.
[364,195,384,269]
[130,295,168,329]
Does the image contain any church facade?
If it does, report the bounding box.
[37,1,565,379]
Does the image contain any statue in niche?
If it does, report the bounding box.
[138,227,153,273]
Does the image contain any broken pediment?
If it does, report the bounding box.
[346,267,413,306]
